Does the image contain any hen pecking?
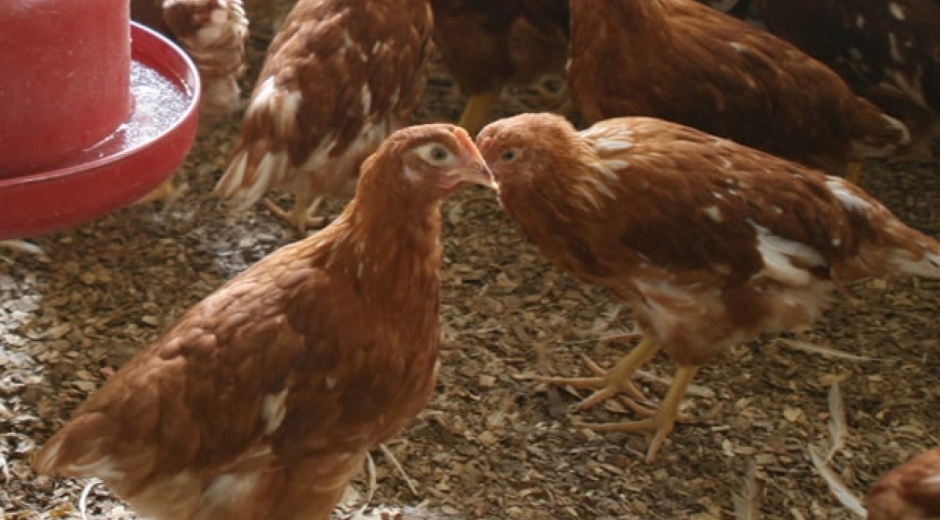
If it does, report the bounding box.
[32,124,493,520]
[567,0,911,183]
[477,112,940,461]
[750,0,940,162]
[430,0,570,135]
[215,0,434,235]
[867,447,940,520]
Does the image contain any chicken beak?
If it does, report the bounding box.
[451,127,497,190]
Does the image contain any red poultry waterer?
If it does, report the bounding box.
[0,2,200,240]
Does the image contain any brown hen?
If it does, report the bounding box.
[477,112,940,461]
[32,124,493,520]
[868,447,940,520]
[130,0,249,206]
[131,0,248,119]
[430,0,569,134]
[215,0,434,235]
[567,0,911,183]
[749,0,940,161]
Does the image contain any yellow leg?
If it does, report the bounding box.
[457,88,503,135]
[845,161,864,185]
[537,337,662,408]
[264,193,327,236]
[135,177,188,207]
[582,364,700,462]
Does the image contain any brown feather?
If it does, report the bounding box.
[216,0,434,212]
[162,0,248,118]
[867,447,940,520]
[430,0,569,97]
[567,0,911,175]
[752,0,940,155]
[478,112,940,366]
[33,124,488,520]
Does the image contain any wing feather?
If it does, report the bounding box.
[216,0,433,207]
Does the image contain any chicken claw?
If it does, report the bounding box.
[578,365,700,462]
[538,337,661,409]
[264,195,328,235]
[135,178,189,208]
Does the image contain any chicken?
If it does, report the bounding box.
[430,0,570,135]
[749,0,940,161]
[215,0,434,235]
[130,0,249,206]
[131,0,249,119]
[867,447,940,520]
[566,0,911,183]
[32,124,494,520]
[476,112,940,461]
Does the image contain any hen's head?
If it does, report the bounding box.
[476,112,586,191]
[356,124,495,205]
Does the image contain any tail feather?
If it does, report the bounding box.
[164,0,249,118]
[33,414,118,478]
[850,97,911,159]
[215,146,290,211]
[889,246,940,280]
[215,76,302,210]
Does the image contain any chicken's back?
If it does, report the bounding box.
[163,0,249,118]
[481,113,938,365]
[33,223,442,520]
[217,0,433,210]
[567,0,909,173]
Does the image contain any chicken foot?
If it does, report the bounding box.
[580,364,700,462]
[538,337,661,410]
[135,177,189,207]
[457,88,503,136]
[264,193,327,235]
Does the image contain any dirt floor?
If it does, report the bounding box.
[3,3,940,520]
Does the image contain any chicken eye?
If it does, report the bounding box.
[429,146,449,162]
[501,149,517,162]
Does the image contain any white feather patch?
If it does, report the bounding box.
[594,139,632,153]
[825,179,874,213]
[260,388,289,435]
[887,248,940,279]
[201,473,263,513]
[752,224,826,286]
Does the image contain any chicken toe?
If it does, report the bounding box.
[264,195,327,235]
[539,337,661,409]
[135,177,188,207]
[580,364,700,462]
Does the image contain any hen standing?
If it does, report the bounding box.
[430,0,570,135]
[477,112,940,461]
[567,0,911,182]
[32,125,494,520]
[216,0,434,234]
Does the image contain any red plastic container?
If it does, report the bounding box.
[0,23,201,240]
[0,0,132,176]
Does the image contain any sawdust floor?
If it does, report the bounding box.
[2,3,939,519]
